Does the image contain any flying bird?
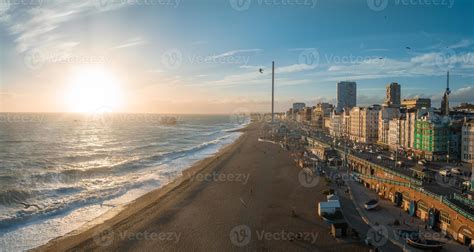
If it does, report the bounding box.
[259,68,264,74]
[406,46,411,50]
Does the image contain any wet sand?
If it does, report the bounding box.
[36,122,368,252]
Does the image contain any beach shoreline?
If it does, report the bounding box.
[33,123,250,251]
[35,121,368,251]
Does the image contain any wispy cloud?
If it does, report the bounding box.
[430,86,474,104]
[240,65,265,69]
[190,40,208,46]
[0,0,130,60]
[449,39,472,49]
[288,48,315,52]
[276,64,316,74]
[319,51,474,82]
[113,37,146,49]
[209,49,262,60]
[363,48,389,52]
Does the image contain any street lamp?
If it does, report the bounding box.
[446,140,450,164]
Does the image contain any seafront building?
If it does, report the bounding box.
[378,107,400,147]
[462,119,474,164]
[384,82,401,107]
[336,81,356,112]
[287,77,471,161]
[348,106,380,144]
[329,111,344,138]
[296,106,312,123]
[311,103,333,130]
[283,78,474,248]
[388,115,406,151]
[402,98,431,110]
[292,102,306,111]
[413,113,452,161]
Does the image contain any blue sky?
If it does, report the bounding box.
[0,0,473,113]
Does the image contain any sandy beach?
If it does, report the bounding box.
[35,122,368,252]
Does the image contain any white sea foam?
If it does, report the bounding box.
[0,114,246,251]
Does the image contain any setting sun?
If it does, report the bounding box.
[64,67,123,113]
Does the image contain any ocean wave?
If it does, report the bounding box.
[132,141,170,151]
[0,177,161,230]
[0,186,84,207]
[4,133,237,192]
[201,130,222,137]
[0,189,32,207]
[0,116,242,239]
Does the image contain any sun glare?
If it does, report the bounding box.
[64,67,123,113]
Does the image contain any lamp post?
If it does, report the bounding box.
[447,139,450,164]
[271,61,275,123]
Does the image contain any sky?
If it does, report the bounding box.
[0,0,473,114]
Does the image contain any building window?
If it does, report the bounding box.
[418,201,428,212]
[440,211,450,225]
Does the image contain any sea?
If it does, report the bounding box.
[0,113,249,251]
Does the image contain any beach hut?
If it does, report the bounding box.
[318,201,340,216]
[326,194,339,202]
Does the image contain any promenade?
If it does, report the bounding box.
[324,164,467,252]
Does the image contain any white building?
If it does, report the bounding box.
[388,116,406,150]
[403,107,432,151]
[378,107,400,146]
[330,111,344,138]
[462,119,474,164]
[348,106,380,144]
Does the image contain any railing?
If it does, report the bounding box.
[453,193,474,207]
[308,135,474,221]
[408,184,443,201]
[328,145,423,186]
[346,153,423,186]
[356,173,412,187]
[442,198,474,222]
[359,174,474,221]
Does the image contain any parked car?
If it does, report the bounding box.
[439,169,451,177]
[396,161,405,167]
[377,155,383,160]
[462,181,471,189]
[450,168,462,175]
[418,159,427,166]
[407,156,414,160]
